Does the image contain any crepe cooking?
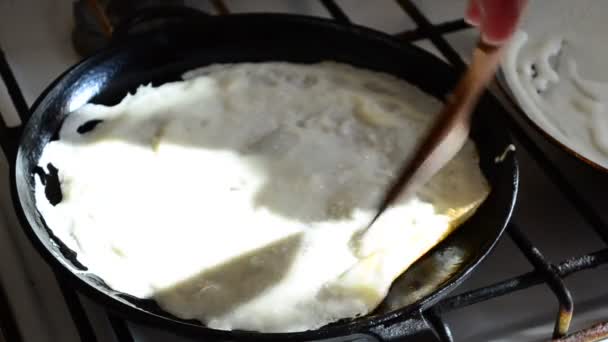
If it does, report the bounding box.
[35,62,490,333]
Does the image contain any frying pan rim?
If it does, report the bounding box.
[10,13,519,340]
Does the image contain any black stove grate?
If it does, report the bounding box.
[1,0,608,341]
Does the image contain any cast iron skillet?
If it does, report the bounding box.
[0,13,518,341]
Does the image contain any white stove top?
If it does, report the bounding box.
[2,1,608,341]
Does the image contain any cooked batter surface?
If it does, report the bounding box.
[36,62,489,332]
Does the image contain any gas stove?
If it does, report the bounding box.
[1,1,608,341]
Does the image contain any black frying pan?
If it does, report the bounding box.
[0,13,518,341]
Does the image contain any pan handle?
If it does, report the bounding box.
[0,49,29,163]
[112,5,209,41]
[367,310,442,342]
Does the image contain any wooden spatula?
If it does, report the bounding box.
[368,41,504,227]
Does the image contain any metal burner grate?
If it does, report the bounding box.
[1,0,608,341]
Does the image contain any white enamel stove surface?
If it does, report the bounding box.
[1,1,608,341]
